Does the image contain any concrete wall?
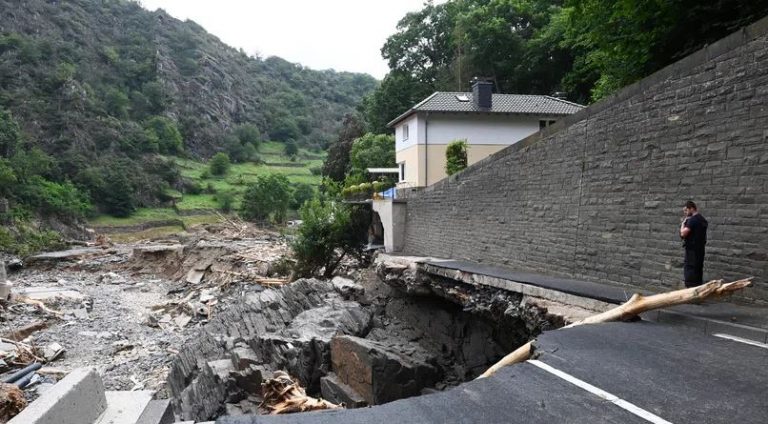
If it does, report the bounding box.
[372,200,407,252]
[402,16,768,303]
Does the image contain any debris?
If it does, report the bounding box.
[174,313,192,329]
[260,371,342,415]
[2,320,47,341]
[0,281,11,302]
[42,343,65,362]
[98,272,126,285]
[14,295,63,316]
[36,367,67,379]
[0,382,27,422]
[2,362,42,385]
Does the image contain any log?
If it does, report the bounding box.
[2,320,48,341]
[260,371,341,415]
[478,278,753,379]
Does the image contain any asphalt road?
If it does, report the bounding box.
[218,321,768,424]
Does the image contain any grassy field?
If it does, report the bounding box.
[88,141,324,239]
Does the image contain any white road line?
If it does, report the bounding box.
[528,360,674,424]
[712,333,768,350]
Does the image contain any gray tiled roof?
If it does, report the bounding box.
[387,92,584,127]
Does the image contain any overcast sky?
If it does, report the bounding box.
[139,0,435,79]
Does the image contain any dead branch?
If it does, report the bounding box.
[478,278,753,379]
[2,320,48,341]
[260,371,341,415]
[14,296,63,316]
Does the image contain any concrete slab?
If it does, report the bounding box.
[95,390,154,424]
[16,286,86,301]
[8,367,107,424]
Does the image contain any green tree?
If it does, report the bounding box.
[240,173,291,222]
[445,139,468,176]
[291,183,315,210]
[100,171,136,217]
[322,114,366,182]
[105,87,130,118]
[235,124,261,146]
[283,139,299,157]
[0,108,22,157]
[0,159,17,197]
[144,116,183,154]
[209,152,231,176]
[291,199,368,278]
[349,133,396,177]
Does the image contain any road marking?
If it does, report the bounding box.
[712,333,768,350]
[528,360,673,424]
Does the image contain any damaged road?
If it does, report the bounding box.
[218,321,768,424]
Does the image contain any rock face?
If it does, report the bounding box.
[167,279,373,421]
[331,335,440,405]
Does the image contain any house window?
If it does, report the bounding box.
[539,120,557,130]
[399,162,406,182]
[402,124,409,141]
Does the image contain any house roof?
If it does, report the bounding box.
[387,92,584,127]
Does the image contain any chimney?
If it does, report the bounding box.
[471,78,493,109]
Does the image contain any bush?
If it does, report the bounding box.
[182,178,203,195]
[215,190,235,213]
[240,173,291,223]
[291,183,315,210]
[291,199,368,278]
[284,140,299,157]
[209,152,230,176]
[309,166,322,176]
[144,116,183,154]
[235,124,261,146]
[445,139,468,176]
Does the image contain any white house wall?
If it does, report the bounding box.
[426,114,540,145]
[395,115,420,152]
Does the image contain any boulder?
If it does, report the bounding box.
[330,335,440,405]
[320,373,367,408]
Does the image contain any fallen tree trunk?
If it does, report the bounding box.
[260,371,342,415]
[478,278,752,379]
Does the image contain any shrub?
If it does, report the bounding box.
[445,139,468,176]
[240,173,291,223]
[291,183,315,210]
[284,140,299,157]
[291,199,368,278]
[182,179,203,195]
[144,116,183,154]
[209,152,230,176]
[309,166,322,176]
[215,190,235,213]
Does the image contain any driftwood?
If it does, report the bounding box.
[14,296,62,317]
[478,278,753,379]
[260,371,341,415]
[2,320,48,341]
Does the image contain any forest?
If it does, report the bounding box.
[358,0,768,134]
[0,0,376,229]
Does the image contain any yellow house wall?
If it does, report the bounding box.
[397,144,511,187]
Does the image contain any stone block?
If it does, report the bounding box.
[330,335,440,405]
[320,373,367,408]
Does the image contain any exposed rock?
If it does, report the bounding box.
[331,276,365,301]
[330,335,440,405]
[374,255,431,295]
[320,373,367,408]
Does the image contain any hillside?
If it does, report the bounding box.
[0,0,376,241]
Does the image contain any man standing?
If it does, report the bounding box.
[680,201,708,287]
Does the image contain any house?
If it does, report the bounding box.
[387,80,584,188]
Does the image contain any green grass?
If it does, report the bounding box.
[90,208,179,227]
[89,141,325,235]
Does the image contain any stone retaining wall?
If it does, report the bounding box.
[403,16,768,302]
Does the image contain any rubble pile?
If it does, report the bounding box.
[0,223,293,421]
[167,267,555,422]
